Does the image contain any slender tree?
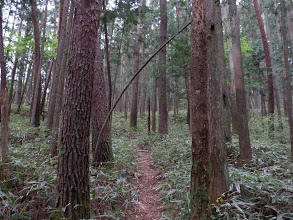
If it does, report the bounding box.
[228,0,252,163]
[253,0,274,132]
[130,0,143,127]
[92,34,113,165]
[158,0,168,134]
[56,0,99,218]
[280,0,293,163]
[0,2,10,179]
[29,0,42,127]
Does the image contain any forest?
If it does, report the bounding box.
[0,0,293,219]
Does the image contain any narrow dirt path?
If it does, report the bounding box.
[127,149,163,220]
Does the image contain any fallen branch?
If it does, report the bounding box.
[92,21,191,165]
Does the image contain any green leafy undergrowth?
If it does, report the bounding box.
[143,111,293,219]
[0,111,141,219]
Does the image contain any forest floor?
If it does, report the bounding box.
[0,107,293,219]
[126,148,162,219]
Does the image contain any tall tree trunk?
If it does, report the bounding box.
[158,0,168,134]
[0,4,10,179]
[50,0,74,156]
[253,0,274,132]
[206,0,229,203]
[190,0,229,218]
[222,1,237,133]
[46,0,69,130]
[130,0,143,127]
[92,34,113,166]
[280,0,293,162]
[57,0,99,218]
[263,7,283,129]
[103,0,112,111]
[30,0,46,127]
[228,0,252,163]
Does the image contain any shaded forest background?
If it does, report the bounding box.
[0,0,293,219]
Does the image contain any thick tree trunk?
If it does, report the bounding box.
[190,1,210,217]
[253,0,274,132]
[92,34,113,166]
[206,0,229,203]
[0,5,10,179]
[190,0,229,218]
[228,0,252,163]
[158,0,168,134]
[57,0,99,218]
[280,0,293,162]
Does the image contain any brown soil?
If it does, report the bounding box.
[127,149,163,220]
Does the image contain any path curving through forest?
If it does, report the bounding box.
[127,149,163,220]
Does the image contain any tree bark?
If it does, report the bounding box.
[50,0,73,156]
[158,0,168,134]
[57,0,99,218]
[30,0,44,127]
[228,0,252,163]
[253,0,274,132]
[92,33,113,165]
[263,7,283,129]
[46,0,69,130]
[221,2,237,133]
[130,0,143,127]
[0,4,10,179]
[103,0,112,111]
[280,0,293,162]
[190,0,229,218]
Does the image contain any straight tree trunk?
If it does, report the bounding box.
[57,0,99,218]
[92,34,113,165]
[152,77,157,132]
[221,1,238,133]
[46,0,69,130]
[263,7,283,129]
[30,0,45,127]
[253,0,274,132]
[103,0,112,111]
[50,0,73,156]
[130,0,143,127]
[228,0,252,163]
[280,0,293,162]
[206,0,229,204]
[158,0,168,134]
[190,0,229,218]
[0,4,10,179]
[148,97,151,135]
[184,71,190,126]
